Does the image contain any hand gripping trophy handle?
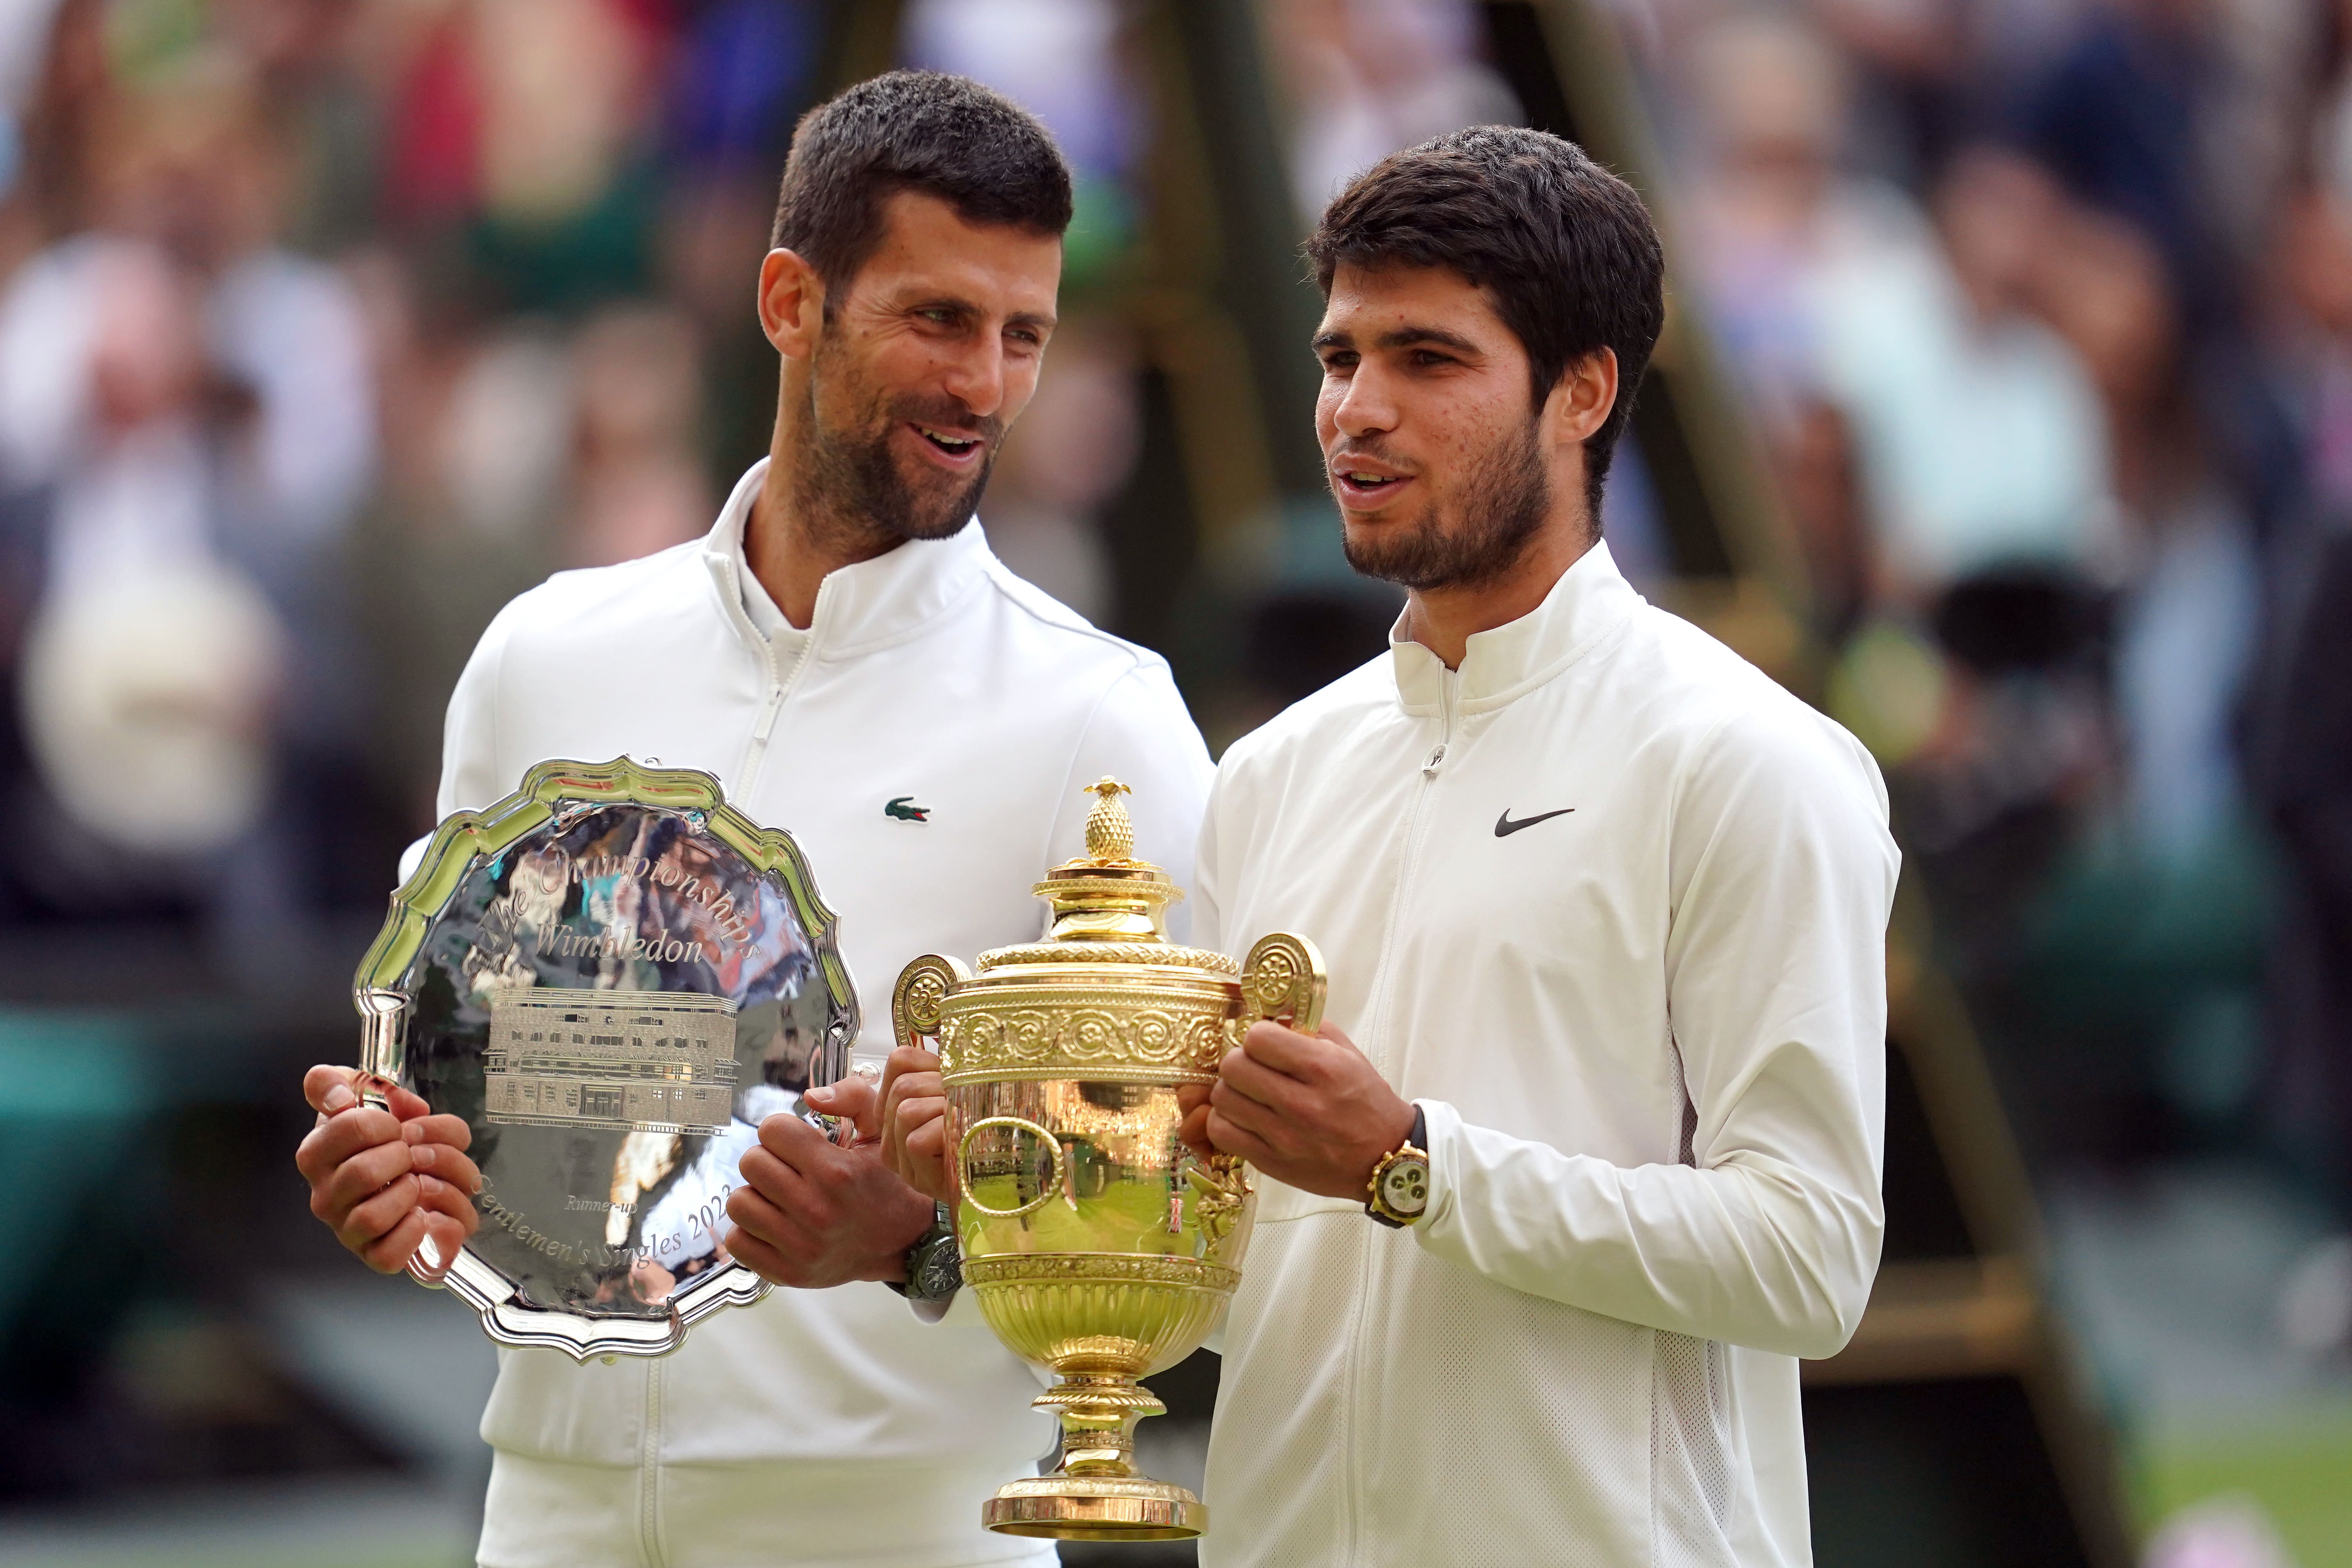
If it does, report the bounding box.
[1187,934,1329,1241]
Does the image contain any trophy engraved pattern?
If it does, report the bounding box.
[1237,932,1328,1032]
[894,777,1327,1542]
[976,942,1238,972]
[1182,1159,1249,1245]
[960,1254,1241,1290]
[891,952,966,1046]
[484,988,739,1135]
[940,995,1229,1080]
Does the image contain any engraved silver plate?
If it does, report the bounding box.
[352,757,857,1359]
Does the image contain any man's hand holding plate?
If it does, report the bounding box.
[296,1065,481,1276]
[726,1087,936,1288]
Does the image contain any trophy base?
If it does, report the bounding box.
[983,1475,1206,1541]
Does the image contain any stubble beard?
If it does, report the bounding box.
[794,332,999,553]
[1339,415,1551,592]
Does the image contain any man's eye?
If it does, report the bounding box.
[1321,353,1358,372]
[1412,351,1455,367]
[921,308,956,325]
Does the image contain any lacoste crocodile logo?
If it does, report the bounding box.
[885,796,931,823]
[1494,807,1574,837]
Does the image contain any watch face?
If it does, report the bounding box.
[1380,1156,1429,1216]
[912,1238,962,1299]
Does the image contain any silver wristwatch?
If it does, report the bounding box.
[887,1201,962,1305]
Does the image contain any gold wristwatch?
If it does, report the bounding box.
[1365,1105,1431,1228]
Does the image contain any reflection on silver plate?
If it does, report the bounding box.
[352,757,857,1360]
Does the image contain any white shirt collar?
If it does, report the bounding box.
[1387,538,1644,714]
[701,457,993,661]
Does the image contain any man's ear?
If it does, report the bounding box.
[759,248,826,360]
[1541,347,1620,449]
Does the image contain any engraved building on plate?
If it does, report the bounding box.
[484,987,740,1135]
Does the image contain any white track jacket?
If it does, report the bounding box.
[1193,541,1899,1568]
[433,461,1213,1568]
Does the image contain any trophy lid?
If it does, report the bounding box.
[969,778,1232,972]
[1031,778,1182,943]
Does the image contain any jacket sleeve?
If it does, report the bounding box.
[1412,708,1899,1359]
[1043,659,1216,944]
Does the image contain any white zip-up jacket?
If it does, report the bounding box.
[1192,541,1899,1567]
[430,461,1214,1568]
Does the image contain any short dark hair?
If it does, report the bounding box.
[1307,127,1665,520]
[771,70,1072,302]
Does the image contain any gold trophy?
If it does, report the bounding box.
[892,779,1324,1542]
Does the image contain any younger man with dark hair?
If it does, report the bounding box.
[1184,127,1898,1564]
[294,72,1209,1568]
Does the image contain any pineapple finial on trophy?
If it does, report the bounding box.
[1035,777,1173,942]
[1082,777,1135,864]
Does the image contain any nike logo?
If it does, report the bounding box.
[1494,807,1575,837]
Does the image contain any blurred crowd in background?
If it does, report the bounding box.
[1628,0,2352,1237]
[2,0,2351,1558]
[1629,0,2352,1345]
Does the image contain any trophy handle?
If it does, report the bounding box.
[891,953,972,1053]
[1238,933,1327,1035]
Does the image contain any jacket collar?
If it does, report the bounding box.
[702,458,992,661]
[1388,539,1644,715]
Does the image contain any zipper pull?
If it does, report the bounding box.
[1423,743,1446,775]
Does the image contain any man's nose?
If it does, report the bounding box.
[1329,367,1397,440]
[938,339,1008,421]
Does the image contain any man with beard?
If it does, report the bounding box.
[1179,128,1896,1563]
[293,73,1208,1568]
